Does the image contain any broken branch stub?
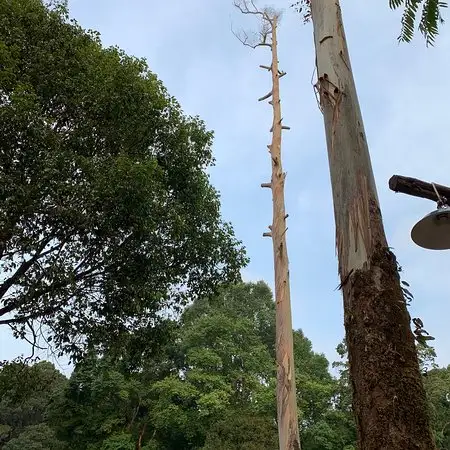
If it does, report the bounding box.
[258,90,273,101]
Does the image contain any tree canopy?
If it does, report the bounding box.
[1,282,449,449]
[0,0,247,360]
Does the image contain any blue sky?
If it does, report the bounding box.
[1,0,450,372]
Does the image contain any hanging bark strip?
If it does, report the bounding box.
[310,0,435,448]
[233,2,300,448]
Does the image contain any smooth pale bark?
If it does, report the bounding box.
[266,15,301,450]
[310,0,435,448]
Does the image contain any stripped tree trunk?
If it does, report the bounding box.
[266,16,301,450]
[233,2,301,447]
[310,0,435,448]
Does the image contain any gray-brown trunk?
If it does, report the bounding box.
[310,0,435,448]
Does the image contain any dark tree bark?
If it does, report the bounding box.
[310,0,435,448]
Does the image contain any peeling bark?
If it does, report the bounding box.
[268,16,301,450]
[234,3,300,447]
[310,0,435,448]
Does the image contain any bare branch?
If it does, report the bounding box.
[258,90,273,101]
[232,1,280,49]
[233,0,265,16]
[0,265,105,320]
[232,26,272,49]
[259,64,272,70]
[0,237,53,302]
[0,306,59,325]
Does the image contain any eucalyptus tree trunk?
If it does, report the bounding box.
[265,15,301,450]
[310,0,435,448]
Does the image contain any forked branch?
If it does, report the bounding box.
[231,27,272,49]
[233,0,269,18]
[232,0,280,49]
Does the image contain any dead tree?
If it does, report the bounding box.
[233,2,300,449]
[310,0,435,448]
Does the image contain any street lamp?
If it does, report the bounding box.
[411,204,450,250]
[389,175,450,250]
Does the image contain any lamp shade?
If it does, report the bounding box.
[411,206,450,250]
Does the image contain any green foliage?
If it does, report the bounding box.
[3,423,67,450]
[0,361,67,442]
[148,282,277,448]
[47,356,152,450]
[202,412,278,450]
[423,364,450,448]
[3,284,450,449]
[389,0,447,45]
[98,433,135,450]
[0,0,247,360]
[299,340,356,450]
[293,330,335,429]
[291,0,446,46]
[418,342,439,372]
[46,282,349,449]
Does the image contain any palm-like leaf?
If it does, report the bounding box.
[390,0,447,45]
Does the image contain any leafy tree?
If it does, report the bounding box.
[294,330,334,424]
[0,360,67,445]
[47,356,153,450]
[0,0,247,359]
[202,413,278,450]
[3,423,67,450]
[5,284,424,449]
[417,342,439,373]
[418,346,450,448]
[180,282,276,407]
[98,433,135,450]
[150,282,351,449]
[300,340,356,450]
[148,282,277,448]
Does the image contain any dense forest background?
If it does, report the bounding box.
[1,281,450,449]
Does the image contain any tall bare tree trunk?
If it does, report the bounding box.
[234,3,300,447]
[266,15,301,450]
[310,0,435,448]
